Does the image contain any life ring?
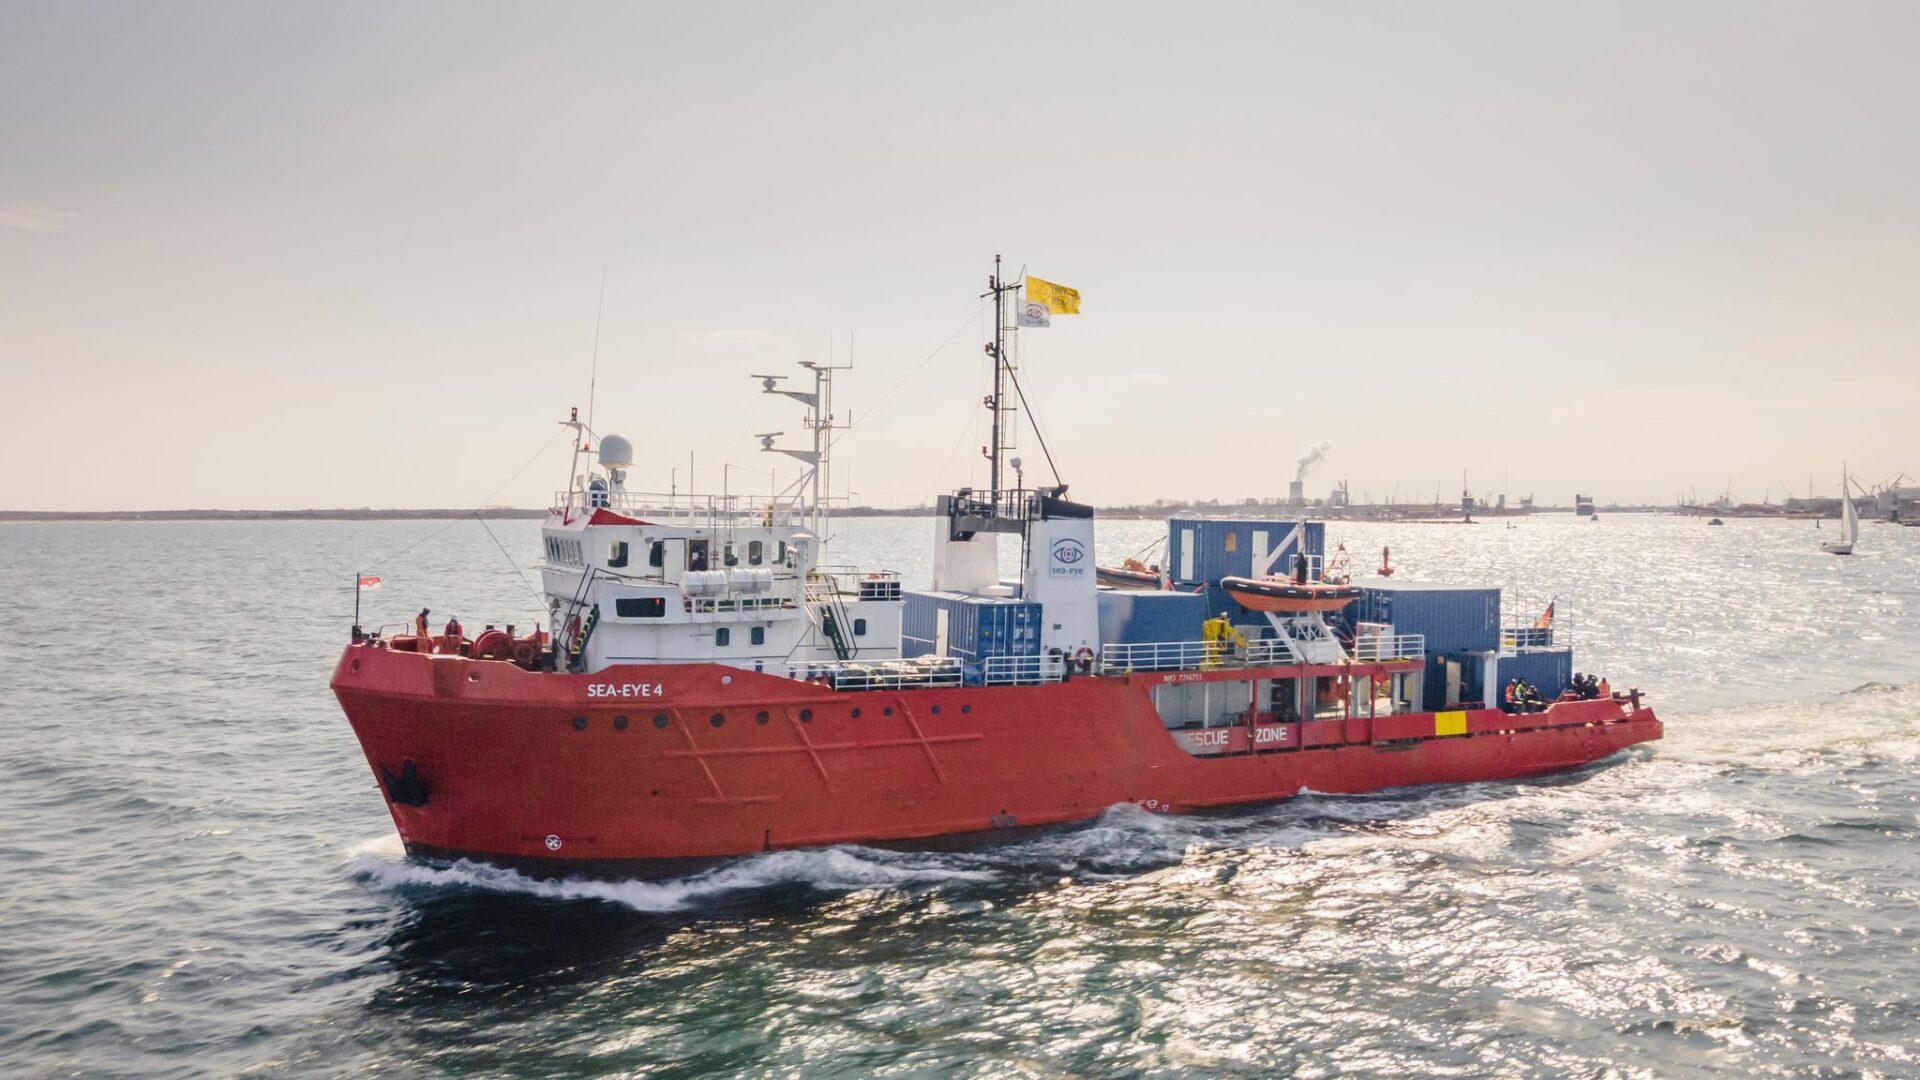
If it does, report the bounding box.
[512,640,539,666]
[1073,646,1096,674]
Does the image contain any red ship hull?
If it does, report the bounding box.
[332,646,1661,877]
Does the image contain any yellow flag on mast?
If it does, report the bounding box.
[1024,276,1081,315]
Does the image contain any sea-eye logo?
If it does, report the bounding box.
[1050,538,1087,577]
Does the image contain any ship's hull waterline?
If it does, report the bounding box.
[334,647,1661,877]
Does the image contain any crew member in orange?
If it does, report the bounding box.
[415,608,431,638]
[444,614,463,641]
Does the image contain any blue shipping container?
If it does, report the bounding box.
[901,591,1042,662]
[1354,579,1501,655]
[1491,649,1574,702]
[1166,518,1325,586]
[1098,590,1207,645]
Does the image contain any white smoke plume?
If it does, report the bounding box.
[1295,440,1331,482]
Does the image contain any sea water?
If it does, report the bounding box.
[2,514,1917,1077]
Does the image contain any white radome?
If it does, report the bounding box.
[598,434,634,471]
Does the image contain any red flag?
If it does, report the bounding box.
[358,575,382,589]
[1534,601,1554,630]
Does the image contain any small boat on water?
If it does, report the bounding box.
[1822,469,1859,556]
[1096,559,1162,589]
[1708,518,1724,526]
[1219,576,1362,614]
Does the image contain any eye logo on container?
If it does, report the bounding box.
[1050,538,1088,576]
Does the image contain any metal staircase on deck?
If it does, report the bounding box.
[804,576,857,660]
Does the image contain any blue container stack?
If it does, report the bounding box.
[1494,648,1574,701]
[1097,590,1208,645]
[1165,519,1326,586]
[901,591,1043,661]
[1353,580,1501,654]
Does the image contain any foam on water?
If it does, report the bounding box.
[345,837,1001,913]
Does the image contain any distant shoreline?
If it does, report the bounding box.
[0,507,933,523]
[0,504,1696,523]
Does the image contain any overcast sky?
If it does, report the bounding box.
[3,2,1915,511]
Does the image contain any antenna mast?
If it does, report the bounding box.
[756,355,852,549]
[982,254,1022,505]
[587,265,607,431]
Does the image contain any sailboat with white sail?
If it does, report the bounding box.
[1821,467,1858,556]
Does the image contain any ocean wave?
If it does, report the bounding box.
[342,837,999,913]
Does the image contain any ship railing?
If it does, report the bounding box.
[982,654,1065,686]
[776,657,964,691]
[1099,640,1217,672]
[1101,633,1425,673]
[1501,594,1573,649]
[555,489,810,529]
[807,566,903,601]
[1350,632,1425,663]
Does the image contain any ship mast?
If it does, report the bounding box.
[982,254,1022,505]
[757,357,850,548]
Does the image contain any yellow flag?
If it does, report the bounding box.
[1025,276,1081,315]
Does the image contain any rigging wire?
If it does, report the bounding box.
[1000,361,1063,489]
[475,513,547,607]
[363,426,567,571]
[824,298,991,454]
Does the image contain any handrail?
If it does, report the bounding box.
[1100,633,1425,674]
[555,489,811,528]
[983,654,1065,686]
[1351,633,1426,662]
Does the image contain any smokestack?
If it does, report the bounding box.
[1288,480,1304,508]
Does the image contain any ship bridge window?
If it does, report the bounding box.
[715,627,731,647]
[748,540,764,565]
[608,541,629,568]
[750,626,765,646]
[648,541,664,568]
[688,538,710,572]
[615,597,666,618]
[723,543,738,567]
[853,618,868,637]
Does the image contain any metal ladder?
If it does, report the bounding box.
[804,576,857,660]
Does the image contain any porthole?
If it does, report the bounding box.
[930,705,941,715]
[883,706,894,717]
[571,716,588,731]
[851,707,861,718]
[755,710,770,725]
[961,704,972,714]
[799,708,813,722]
[613,715,629,731]
[710,713,725,728]
[653,713,670,730]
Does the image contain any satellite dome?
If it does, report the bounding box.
[598,434,634,471]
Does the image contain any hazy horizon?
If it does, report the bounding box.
[4,2,1916,512]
